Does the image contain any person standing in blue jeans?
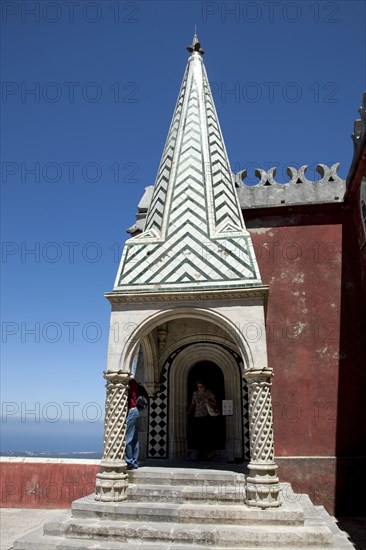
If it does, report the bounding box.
[125,396,148,470]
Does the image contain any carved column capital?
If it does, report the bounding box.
[244,367,273,383]
[103,370,131,383]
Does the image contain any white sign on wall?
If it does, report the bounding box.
[222,400,233,416]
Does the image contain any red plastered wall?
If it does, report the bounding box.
[247,214,342,458]
[0,461,100,508]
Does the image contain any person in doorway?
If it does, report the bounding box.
[125,395,148,470]
[187,379,219,460]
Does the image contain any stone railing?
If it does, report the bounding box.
[235,163,345,209]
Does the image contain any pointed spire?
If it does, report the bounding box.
[187,32,204,56]
[113,37,261,293]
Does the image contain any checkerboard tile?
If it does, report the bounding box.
[147,365,169,458]
[242,376,250,460]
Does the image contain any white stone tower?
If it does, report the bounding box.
[95,35,281,509]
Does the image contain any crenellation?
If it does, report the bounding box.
[236,163,345,209]
[236,163,343,187]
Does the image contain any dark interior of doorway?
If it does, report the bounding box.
[187,361,226,451]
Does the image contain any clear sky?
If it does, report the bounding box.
[1,0,366,449]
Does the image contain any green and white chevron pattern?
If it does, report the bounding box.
[114,51,261,292]
[203,69,244,232]
[145,66,188,233]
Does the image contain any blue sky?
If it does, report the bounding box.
[1,1,365,449]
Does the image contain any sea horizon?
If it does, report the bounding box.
[1,417,104,456]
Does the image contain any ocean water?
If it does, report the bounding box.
[1,417,104,457]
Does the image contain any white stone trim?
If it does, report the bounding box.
[117,305,260,378]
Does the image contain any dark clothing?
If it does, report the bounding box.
[128,379,139,409]
[189,388,219,459]
[191,389,217,417]
[125,380,148,469]
[192,416,215,458]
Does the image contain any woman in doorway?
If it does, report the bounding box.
[188,379,219,461]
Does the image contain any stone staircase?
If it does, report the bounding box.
[13,467,355,549]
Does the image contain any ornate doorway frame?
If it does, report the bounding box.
[147,341,250,462]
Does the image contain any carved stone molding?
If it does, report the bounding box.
[244,368,281,508]
[95,371,130,503]
[105,286,269,304]
[157,323,168,351]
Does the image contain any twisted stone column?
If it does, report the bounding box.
[95,371,130,502]
[244,368,281,508]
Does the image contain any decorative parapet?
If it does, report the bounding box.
[235,163,345,209]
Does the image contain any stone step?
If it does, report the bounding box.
[124,483,246,503]
[44,516,333,547]
[312,507,356,549]
[12,527,347,550]
[71,496,304,525]
[127,467,246,487]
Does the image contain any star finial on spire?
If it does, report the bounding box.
[187,32,204,56]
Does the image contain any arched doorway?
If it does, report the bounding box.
[146,340,248,462]
[187,361,226,456]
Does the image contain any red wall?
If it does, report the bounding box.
[249,221,342,457]
[0,461,100,508]
[247,205,366,515]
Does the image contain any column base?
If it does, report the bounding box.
[246,462,282,509]
[95,461,128,503]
